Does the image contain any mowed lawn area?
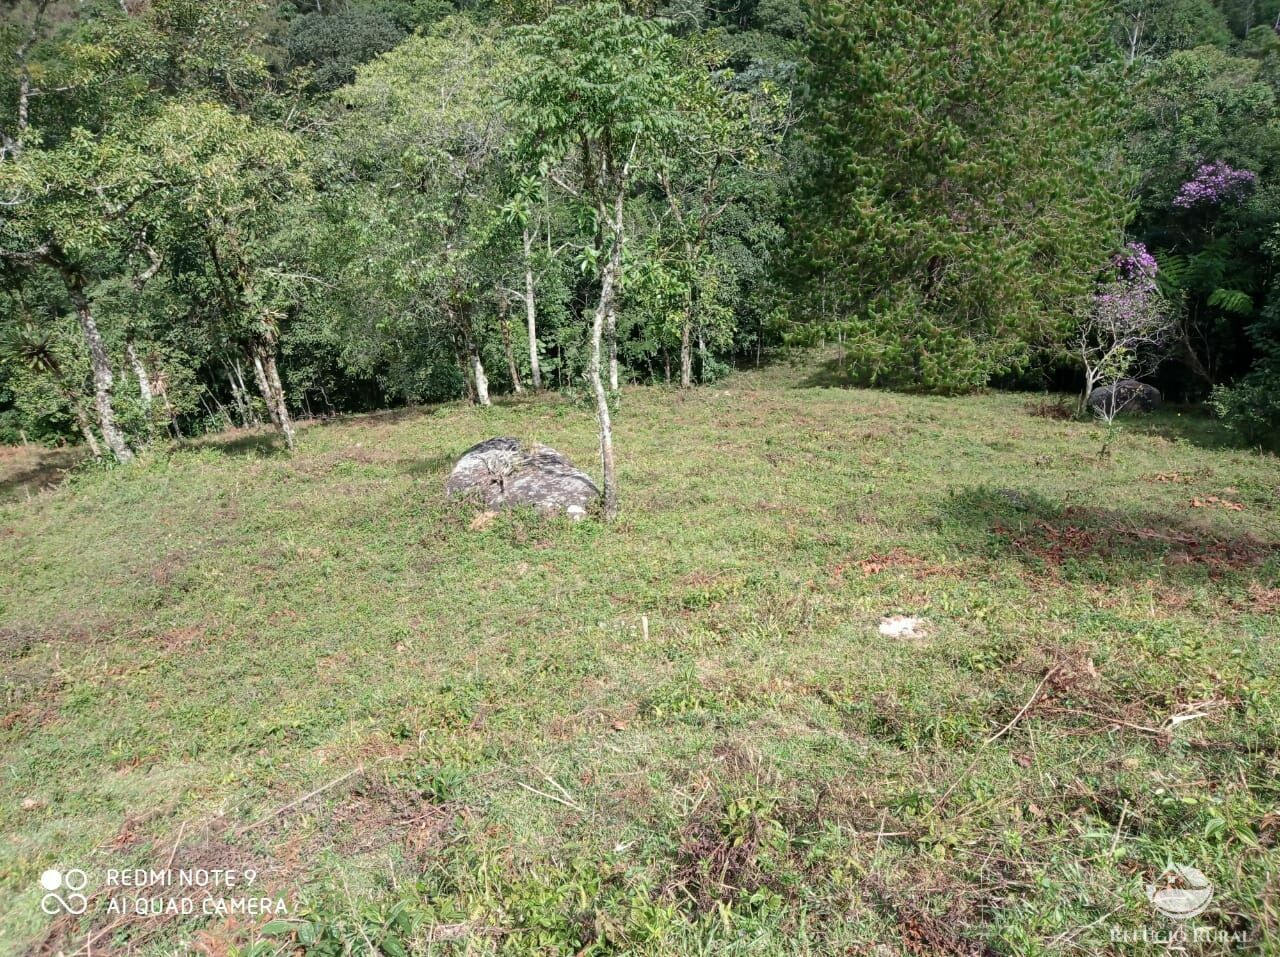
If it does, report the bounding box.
[2,357,1278,956]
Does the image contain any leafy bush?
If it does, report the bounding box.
[1211,370,1280,447]
[789,0,1127,393]
[284,9,407,91]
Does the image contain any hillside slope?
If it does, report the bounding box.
[2,360,1278,955]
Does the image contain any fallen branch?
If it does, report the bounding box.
[517,780,585,813]
[931,663,1062,815]
[1041,706,1167,738]
[235,765,366,836]
[985,664,1061,746]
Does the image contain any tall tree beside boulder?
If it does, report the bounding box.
[790,0,1129,393]
[509,2,684,519]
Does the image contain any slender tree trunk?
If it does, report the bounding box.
[522,226,542,390]
[251,350,281,428]
[607,198,626,392]
[71,401,101,459]
[228,367,250,426]
[262,347,295,450]
[697,326,707,384]
[471,352,491,406]
[680,314,693,389]
[1179,334,1214,388]
[590,278,618,520]
[501,295,523,394]
[608,307,619,391]
[163,394,181,438]
[250,339,295,449]
[2,0,48,160]
[61,269,133,463]
[126,340,153,407]
[16,76,30,150]
[590,191,623,521]
[235,360,258,425]
[1080,367,1098,415]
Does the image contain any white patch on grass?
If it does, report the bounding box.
[878,615,927,639]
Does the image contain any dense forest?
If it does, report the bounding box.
[2,0,1279,468]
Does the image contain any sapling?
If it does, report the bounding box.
[1076,243,1175,425]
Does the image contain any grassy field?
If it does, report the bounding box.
[1,355,1278,956]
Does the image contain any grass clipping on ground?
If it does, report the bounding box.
[1,357,1278,955]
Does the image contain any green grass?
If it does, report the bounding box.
[2,354,1278,956]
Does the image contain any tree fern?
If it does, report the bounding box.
[1207,287,1254,315]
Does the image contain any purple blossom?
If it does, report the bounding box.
[1094,243,1160,329]
[1094,283,1156,328]
[1172,163,1257,209]
[1111,242,1157,283]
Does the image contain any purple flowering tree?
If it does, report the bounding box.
[1076,243,1175,421]
[1172,163,1257,210]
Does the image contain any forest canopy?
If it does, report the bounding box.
[2,0,1279,461]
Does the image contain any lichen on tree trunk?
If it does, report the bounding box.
[500,294,523,394]
[250,337,295,450]
[589,188,624,520]
[523,226,542,390]
[62,269,133,463]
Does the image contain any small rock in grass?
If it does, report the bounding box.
[878,615,927,639]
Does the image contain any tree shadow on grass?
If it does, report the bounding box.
[0,446,87,503]
[937,486,1277,584]
[792,353,863,390]
[396,452,455,478]
[181,428,286,458]
[789,351,924,393]
[338,404,442,428]
[1113,406,1274,455]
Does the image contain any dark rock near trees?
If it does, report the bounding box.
[1086,379,1162,415]
[444,437,599,519]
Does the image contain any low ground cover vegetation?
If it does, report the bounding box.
[2,357,1276,955]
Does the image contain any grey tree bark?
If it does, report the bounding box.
[72,403,101,459]
[522,226,542,390]
[680,315,693,389]
[1,0,48,161]
[607,199,626,391]
[228,362,256,426]
[590,269,619,519]
[500,294,523,394]
[262,346,296,450]
[251,350,281,428]
[126,340,153,407]
[62,270,133,463]
[251,339,296,449]
[608,306,619,391]
[470,346,491,407]
[589,185,624,520]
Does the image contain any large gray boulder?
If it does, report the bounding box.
[1086,379,1162,416]
[444,437,599,519]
